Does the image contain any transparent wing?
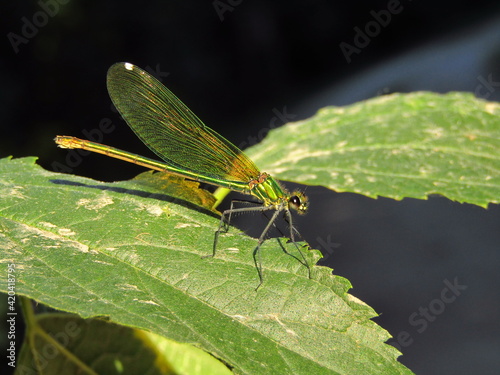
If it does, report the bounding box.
[106,62,260,183]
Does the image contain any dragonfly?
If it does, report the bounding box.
[55,62,310,288]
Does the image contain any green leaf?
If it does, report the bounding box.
[247,92,500,207]
[16,305,229,375]
[0,157,411,375]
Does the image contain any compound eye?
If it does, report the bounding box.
[288,195,302,211]
[290,195,301,208]
[289,192,308,214]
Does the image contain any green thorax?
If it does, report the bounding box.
[249,172,288,207]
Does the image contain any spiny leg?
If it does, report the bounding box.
[284,209,311,279]
[207,201,310,289]
[260,208,310,278]
[209,200,237,258]
[253,207,283,290]
[208,201,272,258]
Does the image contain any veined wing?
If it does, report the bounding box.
[106,62,260,184]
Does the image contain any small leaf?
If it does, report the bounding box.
[16,310,229,374]
[247,92,500,207]
[0,157,411,374]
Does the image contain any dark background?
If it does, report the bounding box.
[2,1,500,374]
